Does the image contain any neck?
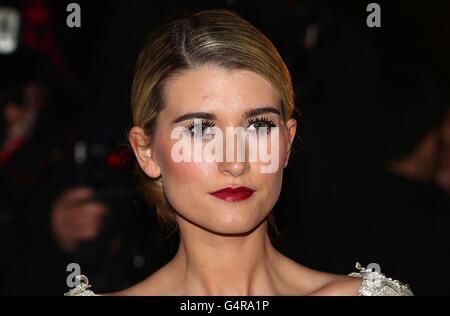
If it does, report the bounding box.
[169,216,282,295]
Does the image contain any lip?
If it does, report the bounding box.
[209,186,255,202]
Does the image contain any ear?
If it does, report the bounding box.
[283,118,297,168]
[129,126,161,178]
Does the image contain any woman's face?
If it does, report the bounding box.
[132,66,296,235]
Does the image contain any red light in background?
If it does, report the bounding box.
[107,148,132,170]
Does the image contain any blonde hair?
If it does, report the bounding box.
[130,9,296,233]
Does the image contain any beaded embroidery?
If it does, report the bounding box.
[348,262,414,296]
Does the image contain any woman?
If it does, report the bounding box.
[66,9,412,296]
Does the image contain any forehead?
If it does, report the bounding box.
[162,66,280,116]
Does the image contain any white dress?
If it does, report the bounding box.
[64,262,414,296]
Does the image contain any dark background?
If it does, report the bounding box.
[1,0,449,295]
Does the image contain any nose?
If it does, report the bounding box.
[217,127,250,176]
[218,160,250,177]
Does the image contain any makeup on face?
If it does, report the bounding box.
[172,106,280,141]
[209,186,256,202]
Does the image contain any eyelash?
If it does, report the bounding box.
[246,116,276,134]
[184,119,215,133]
[183,116,277,139]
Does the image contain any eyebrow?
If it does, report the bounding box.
[171,106,280,124]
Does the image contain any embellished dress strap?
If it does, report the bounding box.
[64,275,97,296]
[348,262,413,296]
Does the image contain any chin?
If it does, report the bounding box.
[205,212,266,236]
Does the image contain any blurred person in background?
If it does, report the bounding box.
[280,0,450,296]
[436,108,450,194]
[0,49,153,295]
[353,63,450,295]
[0,0,153,295]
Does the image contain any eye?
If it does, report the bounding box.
[184,119,216,140]
[246,116,276,134]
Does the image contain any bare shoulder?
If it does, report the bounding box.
[274,255,361,296]
[280,258,413,296]
[107,264,179,296]
[310,274,363,296]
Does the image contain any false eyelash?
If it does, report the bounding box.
[183,116,276,136]
[184,119,215,134]
[247,116,276,131]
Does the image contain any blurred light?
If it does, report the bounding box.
[107,148,132,170]
[74,141,87,164]
[0,7,20,54]
[304,23,319,49]
[132,255,146,268]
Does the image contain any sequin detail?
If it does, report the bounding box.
[64,275,96,296]
[348,262,414,296]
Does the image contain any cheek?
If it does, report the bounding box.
[166,162,213,189]
[157,139,215,198]
[259,129,289,174]
[256,168,283,207]
[257,132,289,198]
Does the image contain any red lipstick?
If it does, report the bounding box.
[210,186,255,202]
